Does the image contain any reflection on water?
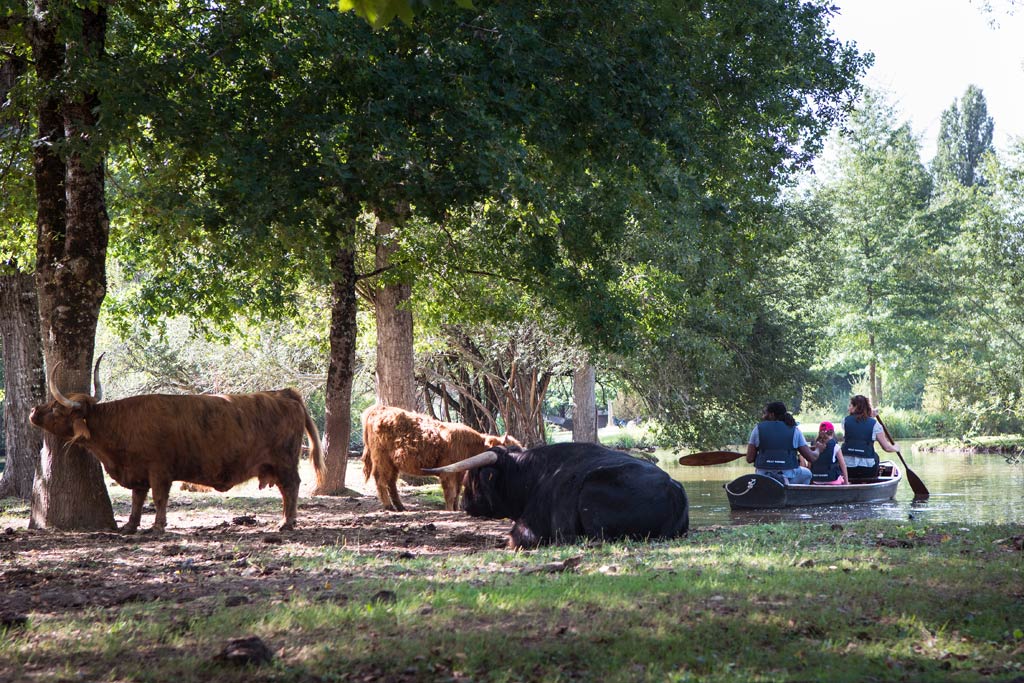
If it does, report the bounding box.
[661,442,1024,527]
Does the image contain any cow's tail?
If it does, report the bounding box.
[303,407,326,491]
[361,417,374,482]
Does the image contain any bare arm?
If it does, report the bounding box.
[836,450,850,483]
[746,443,757,464]
[798,444,818,463]
[876,430,900,453]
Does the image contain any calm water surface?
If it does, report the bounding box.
[662,441,1024,527]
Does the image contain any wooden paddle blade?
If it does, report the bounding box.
[876,413,929,498]
[897,451,930,497]
[678,450,747,466]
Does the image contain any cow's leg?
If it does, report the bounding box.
[149,479,172,533]
[440,474,459,511]
[509,522,541,549]
[121,488,148,534]
[373,462,403,511]
[384,474,405,512]
[276,468,300,531]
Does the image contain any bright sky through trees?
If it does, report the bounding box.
[829,0,1024,158]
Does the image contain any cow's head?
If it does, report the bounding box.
[483,433,522,450]
[28,355,105,443]
[423,445,518,519]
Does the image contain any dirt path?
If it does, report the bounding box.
[0,477,511,625]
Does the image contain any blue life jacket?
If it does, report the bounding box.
[842,416,878,467]
[811,437,842,481]
[754,421,798,470]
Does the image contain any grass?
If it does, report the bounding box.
[1,519,1022,682]
[550,423,661,450]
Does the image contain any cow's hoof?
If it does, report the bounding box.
[118,526,138,535]
[141,527,166,535]
[278,522,296,532]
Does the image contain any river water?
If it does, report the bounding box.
[662,442,1024,527]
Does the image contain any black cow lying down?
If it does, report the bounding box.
[425,442,689,548]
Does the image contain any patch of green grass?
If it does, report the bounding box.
[0,497,29,527]
[2,521,1023,681]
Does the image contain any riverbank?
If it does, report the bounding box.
[915,434,1024,456]
[1,485,1022,682]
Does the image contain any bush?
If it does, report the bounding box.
[598,423,666,450]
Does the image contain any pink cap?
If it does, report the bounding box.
[819,421,835,432]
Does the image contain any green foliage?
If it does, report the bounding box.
[920,142,1024,432]
[801,91,938,410]
[932,84,994,188]
[0,49,33,273]
[98,0,869,447]
[338,0,473,29]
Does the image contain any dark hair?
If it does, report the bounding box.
[850,394,873,421]
[764,401,797,427]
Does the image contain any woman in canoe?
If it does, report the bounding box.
[745,401,818,484]
[842,395,902,480]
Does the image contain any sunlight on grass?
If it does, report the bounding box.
[1,516,1021,681]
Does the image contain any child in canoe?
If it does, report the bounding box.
[810,421,850,485]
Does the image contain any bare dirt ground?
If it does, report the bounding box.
[0,462,511,627]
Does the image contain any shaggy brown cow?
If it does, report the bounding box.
[361,405,521,512]
[29,359,324,533]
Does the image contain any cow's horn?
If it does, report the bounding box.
[47,362,82,409]
[92,353,105,402]
[422,449,499,474]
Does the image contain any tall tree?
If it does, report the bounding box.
[0,1,116,529]
[817,91,934,408]
[0,36,43,499]
[0,272,44,499]
[922,143,1024,430]
[933,84,995,187]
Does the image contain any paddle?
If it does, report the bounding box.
[875,414,929,498]
[678,450,747,466]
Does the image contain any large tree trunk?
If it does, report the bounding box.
[28,2,114,530]
[315,242,359,496]
[372,207,426,484]
[0,272,45,499]
[572,362,598,443]
[373,208,416,410]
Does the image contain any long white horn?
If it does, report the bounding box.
[47,362,82,409]
[92,353,105,402]
[422,449,499,474]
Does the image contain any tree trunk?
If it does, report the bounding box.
[501,362,550,448]
[373,208,416,410]
[0,272,45,499]
[28,2,114,530]
[314,241,359,496]
[572,362,598,443]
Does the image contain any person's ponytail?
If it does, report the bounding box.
[764,401,797,427]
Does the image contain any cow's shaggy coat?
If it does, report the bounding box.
[30,386,324,532]
[361,405,520,511]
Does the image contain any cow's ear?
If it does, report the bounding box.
[71,418,92,443]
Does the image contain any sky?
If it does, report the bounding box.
[827,0,1024,161]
